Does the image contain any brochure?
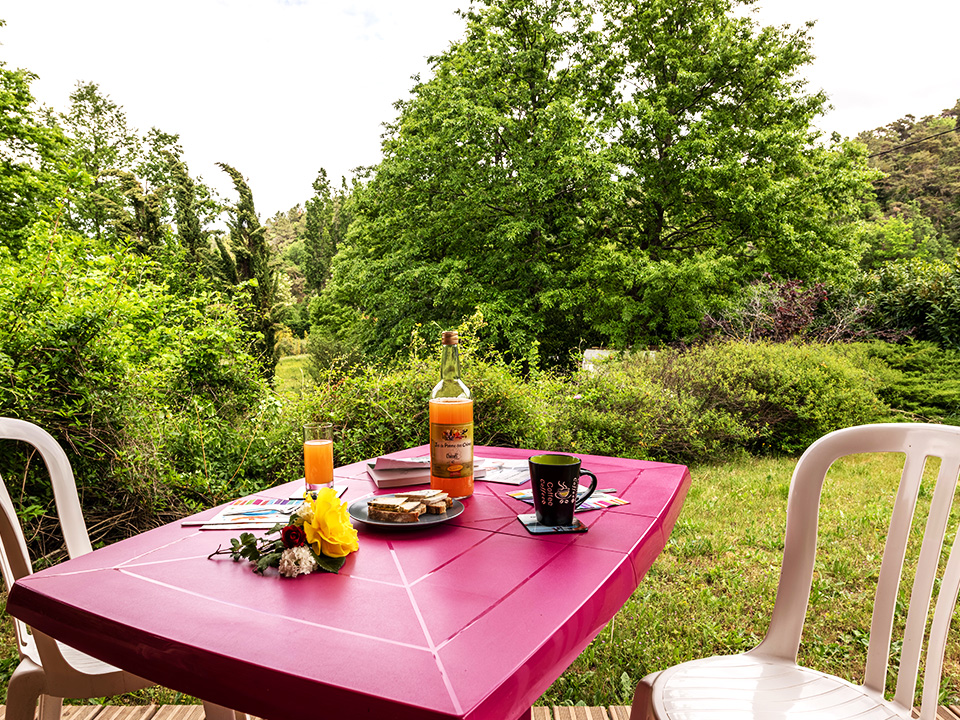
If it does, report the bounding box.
[183,497,304,530]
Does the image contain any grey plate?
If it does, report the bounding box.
[348,497,465,528]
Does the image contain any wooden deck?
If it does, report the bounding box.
[2,705,960,720]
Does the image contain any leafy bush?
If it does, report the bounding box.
[556,356,753,461]
[289,337,902,471]
[0,230,924,570]
[859,340,960,423]
[865,255,960,347]
[0,224,286,561]
[656,341,892,454]
[291,351,558,466]
[559,341,893,460]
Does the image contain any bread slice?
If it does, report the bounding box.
[393,489,446,502]
[425,501,447,515]
[367,494,432,523]
[398,500,425,514]
[369,507,422,523]
[367,496,406,512]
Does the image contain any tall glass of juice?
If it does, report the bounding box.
[304,422,334,495]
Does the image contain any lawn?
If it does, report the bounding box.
[2,448,958,710]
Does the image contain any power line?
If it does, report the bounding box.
[867,124,960,159]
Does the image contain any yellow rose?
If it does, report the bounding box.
[303,487,359,558]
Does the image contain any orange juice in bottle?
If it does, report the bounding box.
[430,331,474,497]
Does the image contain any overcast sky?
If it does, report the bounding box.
[2,0,958,218]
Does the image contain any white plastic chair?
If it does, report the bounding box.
[632,422,960,720]
[0,417,246,720]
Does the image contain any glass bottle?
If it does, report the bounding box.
[429,331,474,498]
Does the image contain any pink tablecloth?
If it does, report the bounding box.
[9,446,689,720]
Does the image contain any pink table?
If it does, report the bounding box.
[8,446,689,720]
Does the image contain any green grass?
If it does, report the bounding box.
[3,452,958,709]
[274,354,312,395]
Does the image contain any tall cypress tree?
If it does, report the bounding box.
[217,163,282,376]
[168,153,207,277]
[303,168,347,294]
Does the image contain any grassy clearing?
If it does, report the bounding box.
[274,354,312,395]
[2,451,958,708]
[542,452,960,709]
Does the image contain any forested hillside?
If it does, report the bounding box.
[2,0,960,558]
[859,104,960,254]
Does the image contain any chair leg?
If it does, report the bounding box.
[38,694,64,720]
[7,658,46,720]
[202,700,251,720]
[629,672,660,720]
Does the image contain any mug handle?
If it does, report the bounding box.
[575,469,598,508]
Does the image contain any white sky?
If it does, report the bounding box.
[2,0,959,218]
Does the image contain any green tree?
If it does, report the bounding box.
[301,171,352,297]
[320,0,877,362]
[0,21,66,252]
[59,82,142,241]
[217,162,283,375]
[137,128,182,216]
[167,152,216,279]
[579,0,878,343]
[265,206,302,255]
[323,0,613,362]
[108,169,165,253]
[265,206,306,302]
[855,207,950,270]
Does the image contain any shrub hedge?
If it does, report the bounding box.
[10,262,959,565]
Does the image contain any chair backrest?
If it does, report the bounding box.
[0,417,92,564]
[0,418,94,664]
[751,422,960,718]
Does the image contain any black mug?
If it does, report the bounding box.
[528,454,598,526]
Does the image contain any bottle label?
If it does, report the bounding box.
[430,422,474,478]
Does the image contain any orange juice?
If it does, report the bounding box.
[304,438,333,490]
[430,397,474,497]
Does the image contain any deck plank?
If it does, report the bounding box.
[552,706,609,720]
[60,707,106,720]
[149,707,205,720]
[608,706,631,720]
[93,706,158,720]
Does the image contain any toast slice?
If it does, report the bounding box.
[368,507,422,523]
[393,489,446,502]
[367,496,427,523]
[367,496,407,512]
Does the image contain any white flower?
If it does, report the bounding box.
[295,502,315,524]
[278,545,318,578]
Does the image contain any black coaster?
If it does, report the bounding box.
[517,513,588,534]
